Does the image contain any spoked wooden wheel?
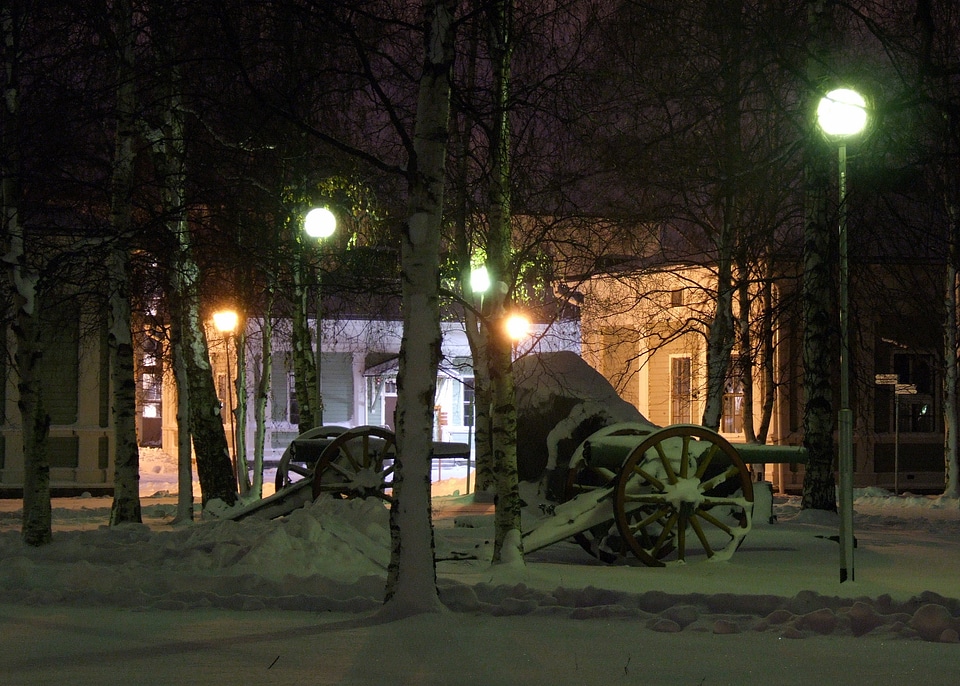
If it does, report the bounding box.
[275,426,347,491]
[311,425,396,503]
[564,423,657,563]
[613,425,754,566]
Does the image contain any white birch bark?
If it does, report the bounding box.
[382,0,457,617]
[3,3,51,546]
[234,325,250,496]
[486,0,522,564]
[108,0,142,525]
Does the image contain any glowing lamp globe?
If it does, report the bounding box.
[470,266,491,294]
[505,313,530,341]
[304,207,337,239]
[816,89,868,138]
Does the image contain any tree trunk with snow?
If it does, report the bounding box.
[485,0,522,563]
[156,95,237,511]
[108,247,142,524]
[450,18,494,497]
[916,3,960,499]
[170,310,194,523]
[800,0,839,511]
[383,0,457,616]
[3,3,51,546]
[944,207,960,498]
[737,275,756,443]
[755,263,777,443]
[701,1,741,432]
[466,317,494,494]
[290,243,318,435]
[251,296,274,500]
[108,0,142,525]
[180,275,239,511]
[702,257,735,431]
[234,325,250,496]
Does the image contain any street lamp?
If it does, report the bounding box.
[470,265,491,298]
[505,312,530,342]
[304,206,336,427]
[817,87,868,583]
[213,309,239,489]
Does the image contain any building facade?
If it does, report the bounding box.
[579,259,947,494]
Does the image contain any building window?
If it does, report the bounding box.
[892,352,937,433]
[670,357,692,424]
[462,377,476,427]
[670,289,684,307]
[720,356,745,434]
[142,373,161,402]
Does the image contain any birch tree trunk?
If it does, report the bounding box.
[701,0,741,431]
[3,2,51,546]
[450,20,494,496]
[143,1,236,512]
[251,296,274,500]
[755,262,777,443]
[159,108,237,511]
[291,242,318,435]
[467,318,494,494]
[485,0,522,564]
[108,0,141,525]
[737,274,757,442]
[108,247,142,524]
[944,252,959,497]
[170,309,194,523]
[801,0,839,511]
[917,1,960,498]
[383,0,456,616]
[234,325,250,496]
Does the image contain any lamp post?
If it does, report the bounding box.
[817,87,868,583]
[213,309,239,489]
[304,206,337,427]
[465,265,493,495]
[505,312,530,345]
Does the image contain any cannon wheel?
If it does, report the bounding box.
[613,425,754,566]
[275,426,347,491]
[311,425,397,503]
[564,423,657,563]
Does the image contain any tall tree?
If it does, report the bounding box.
[384,0,458,616]
[146,3,238,512]
[800,0,840,511]
[2,1,52,545]
[915,0,960,498]
[483,0,522,564]
[107,0,142,525]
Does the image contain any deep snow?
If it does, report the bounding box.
[2,447,960,685]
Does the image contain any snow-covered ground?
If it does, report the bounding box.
[2,448,960,685]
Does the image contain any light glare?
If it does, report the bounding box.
[505,313,530,341]
[817,88,868,137]
[304,207,337,239]
[470,266,491,294]
[213,310,238,333]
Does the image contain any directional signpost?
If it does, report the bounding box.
[875,374,917,494]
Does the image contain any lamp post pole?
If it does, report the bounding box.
[817,88,868,583]
[213,310,240,490]
[304,207,337,428]
[836,138,855,584]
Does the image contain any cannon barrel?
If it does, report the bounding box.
[583,431,807,471]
